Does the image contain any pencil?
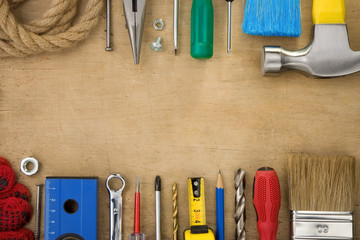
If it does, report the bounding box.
[216,170,225,240]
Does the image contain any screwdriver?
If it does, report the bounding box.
[253,167,281,240]
[226,0,233,53]
[129,175,146,240]
[190,0,214,59]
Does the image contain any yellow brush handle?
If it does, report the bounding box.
[313,0,345,24]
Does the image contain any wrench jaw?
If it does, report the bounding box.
[262,24,360,78]
[107,174,126,240]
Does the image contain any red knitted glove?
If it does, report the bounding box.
[0,228,34,240]
[0,197,32,231]
[0,183,31,202]
[0,157,15,193]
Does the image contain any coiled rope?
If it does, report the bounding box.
[0,0,103,57]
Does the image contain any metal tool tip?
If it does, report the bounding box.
[227,49,231,54]
[136,175,140,192]
[155,176,161,191]
[175,49,177,56]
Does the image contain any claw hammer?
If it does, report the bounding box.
[262,0,360,78]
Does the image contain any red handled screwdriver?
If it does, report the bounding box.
[129,175,145,240]
[253,167,281,240]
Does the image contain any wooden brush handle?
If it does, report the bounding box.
[313,0,345,24]
[253,167,281,240]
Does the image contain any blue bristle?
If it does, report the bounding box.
[242,0,301,37]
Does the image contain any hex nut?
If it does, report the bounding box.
[20,157,39,176]
[153,19,164,31]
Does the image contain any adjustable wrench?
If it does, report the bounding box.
[106,174,126,240]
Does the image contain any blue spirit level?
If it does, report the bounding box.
[45,177,98,240]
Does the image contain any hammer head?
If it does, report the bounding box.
[262,24,360,78]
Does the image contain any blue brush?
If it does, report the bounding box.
[242,0,301,37]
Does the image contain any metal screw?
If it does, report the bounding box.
[150,37,163,51]
[35,184,42,240]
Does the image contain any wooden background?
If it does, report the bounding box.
[0,0,360,239]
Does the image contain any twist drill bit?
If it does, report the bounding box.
[172,183,178,240]
[234,169,246,240]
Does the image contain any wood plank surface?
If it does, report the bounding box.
[1,0,360,239]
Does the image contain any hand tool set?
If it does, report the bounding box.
[101,0,360,77]
[0,0,358,77]
[0,154,358,240]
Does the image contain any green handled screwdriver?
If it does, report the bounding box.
[190,0,214,59]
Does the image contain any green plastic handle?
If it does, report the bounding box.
[190,0,214,59]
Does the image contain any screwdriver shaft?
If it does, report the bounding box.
[106,0,112,51]
[174,0,179,55]
[227,1,231,54]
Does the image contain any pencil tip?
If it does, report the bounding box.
[217,170,224,188]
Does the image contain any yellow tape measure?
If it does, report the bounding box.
[184,178,215,240]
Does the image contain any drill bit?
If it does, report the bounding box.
[226,0,233,53]
[172,183,178,240]
[234,168,245,240]
[35,184,42,240]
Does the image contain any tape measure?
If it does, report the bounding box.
[184,178,215,240]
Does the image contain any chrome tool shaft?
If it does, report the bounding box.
[155,176,161,240]
[174,0,179,55]
[106,0,113,51]
[227,1,231,54]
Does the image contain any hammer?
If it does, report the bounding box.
[262,0,360,78]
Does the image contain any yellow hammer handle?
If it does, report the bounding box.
[313,0,345,24]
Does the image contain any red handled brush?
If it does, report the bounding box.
[253,167,281,240]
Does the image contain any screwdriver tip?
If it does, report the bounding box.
[227,49,231,54]
[175,49,177,56]
[136,175,140,192]
[155,176,161,191]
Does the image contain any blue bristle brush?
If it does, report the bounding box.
[242,0,301,37]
